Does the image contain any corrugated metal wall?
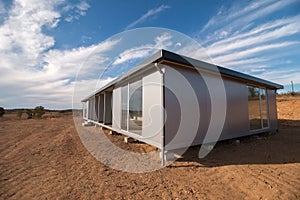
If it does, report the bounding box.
[164,64,278,150]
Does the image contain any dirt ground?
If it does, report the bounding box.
[0,96,299,199]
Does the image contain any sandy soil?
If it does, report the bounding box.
[0,96,299,199]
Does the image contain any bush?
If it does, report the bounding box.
[26,109,33,119]
[17,110,23,119]
[34,106,45,119]
[0,107,4,117]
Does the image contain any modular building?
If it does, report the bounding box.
[82,49,283,162]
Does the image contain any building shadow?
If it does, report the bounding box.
[170,119,300,168]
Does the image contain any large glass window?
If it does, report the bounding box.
[120,79,143,135]
[121,85,128,130]
[129,80,143,135]
[260,89,269,128]
[248,86,269,130]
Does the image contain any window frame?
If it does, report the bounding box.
[247,85,270,131]
[120,77,143,135]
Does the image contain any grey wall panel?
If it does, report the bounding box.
[142,68,163,146]
[112,87,121,129]
[104,92,112,124]
[219,79,249,140]
[164,65,251,150]
[164,87,181,143]
[164,65,203,150]
[267,89,278,131]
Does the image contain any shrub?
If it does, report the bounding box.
[34,106,45,119]
[0,107,4,117]
[17,110,23,119]
[26,109,33,119]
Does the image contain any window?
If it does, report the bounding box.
[248,86,269,130]
[121,84,128,130]
[83,102,87,118]
[260,89,269,128]
[120,79,143,135]
[129,80,142,135]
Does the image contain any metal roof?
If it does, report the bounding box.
[82,49,283,101]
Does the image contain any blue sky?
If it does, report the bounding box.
[0,0,299,109]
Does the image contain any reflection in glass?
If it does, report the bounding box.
[121,85,128,130]
[248,86,261,130]
[260,89,269,128]
[248,86,269,130]
[129,80,143,135]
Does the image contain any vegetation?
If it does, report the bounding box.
[26,109,34,119]
[34,106,45,119]
[17,110,23,119]
[24,106,46,119]
[277,91,300,96]
[0,107,4,117]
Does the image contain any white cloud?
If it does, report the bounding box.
[112,32,173,65]
[208,15,300,50]
[175,42,181,47]
[212,41,299,65]
[125,5,170,30]
[0,0,61,61]
[244,0,297,23]
[0,39,119,109]
[154,32,172,48]
[259,69,300,85]
[0,0,119,109]
[72,77,115,108]
[112,46,153,66]
[201,0,275,33]
[219,57,268,68]
[176,41,212,62]
[197,0,300,87]
[213,42,300,66]
[76,1,90,13]
[201,0,298,45]
[63,0,90,22]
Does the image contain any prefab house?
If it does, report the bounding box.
[82,49,283,162]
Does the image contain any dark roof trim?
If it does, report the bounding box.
[82,49,283,101]
[160,50,284,89]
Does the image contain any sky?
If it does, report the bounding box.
[0,0,299,109]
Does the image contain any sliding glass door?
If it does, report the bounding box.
[129,80,142,135]
[120,79,143,135]
[247,86,269,130]
[121,85,128,130]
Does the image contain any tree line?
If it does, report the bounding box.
[0,106,45,119]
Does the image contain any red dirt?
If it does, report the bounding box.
[0,96,299,199]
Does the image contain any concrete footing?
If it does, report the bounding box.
[108,130,114,135]
[82,121,93,126]
[124,137,135,143]
[159,150,175,161]
[102,128,111,135]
